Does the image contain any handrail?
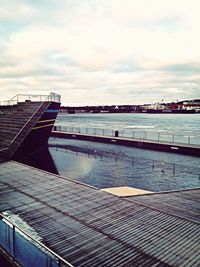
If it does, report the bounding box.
[0,92,61,155]
[10,96,48,145]
[0,99,18,106]
[0,92,61,106]
[0,100,47,155]
[53,125,200,146]
[0,213,74,267]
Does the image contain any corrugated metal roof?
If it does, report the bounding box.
[125,189,200,224]
[0,161,199,266]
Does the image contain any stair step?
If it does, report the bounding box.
[0,101,52,159]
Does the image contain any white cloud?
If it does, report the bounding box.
[0,0,37,21]
[0,0,200,104]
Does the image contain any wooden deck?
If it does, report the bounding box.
[0,160,200,266]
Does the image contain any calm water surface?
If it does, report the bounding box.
[21,113,200,192]
[52,113,200,191]
[47,137,200,192]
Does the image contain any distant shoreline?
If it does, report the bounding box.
[60,99,200,114]
[60,110,199,114]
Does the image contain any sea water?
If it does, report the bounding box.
[48,137,200,192]
[56,113,200,133]
[19,113,200,192]
[40,113,200,192]
[55,113,200,145]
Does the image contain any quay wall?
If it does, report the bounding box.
[51,131,200,156]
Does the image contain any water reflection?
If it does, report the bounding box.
[15,139,200,192]
[49,146,95,178]
[48,143,200,192]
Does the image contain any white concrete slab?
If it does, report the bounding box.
[101,186,153,197]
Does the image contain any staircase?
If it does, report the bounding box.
[0,93,61,160]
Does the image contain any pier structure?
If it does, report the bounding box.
[0,160,200,266]
[51,130,200,156]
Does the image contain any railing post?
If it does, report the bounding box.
[188,135,190,144]
[13,225,16,257]
[1,213,74,267]
[94,128,96,135]
[58,258,62,267]
[152,160,155,170]
[132,131,134,139]
[144,131,146,140]
[173,163,176,175]
[172,134,174,143]
[158,132,160,141]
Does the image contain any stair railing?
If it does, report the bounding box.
[0,99,17,106]
[0,98,48,155]
[0,92,61,106]
[9,96,49,146]
[0,92,60,156]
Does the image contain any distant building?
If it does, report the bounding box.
[181,99,200,111]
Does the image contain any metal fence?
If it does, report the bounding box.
[49,144,200,183]
[0,213,73,267]
[0,92,61,106]
[53,125,200,146]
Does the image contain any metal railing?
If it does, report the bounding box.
[0,97,48,155]
[0,92,61,155]
[0,213,74,267]
[10,98,48,146]
[53,126,200,146]
[0,92,61,106]
[49,143,200,178]
[0,99,18,106]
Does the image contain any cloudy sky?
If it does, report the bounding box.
[1,0,200,105]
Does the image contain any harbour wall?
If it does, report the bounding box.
[51,131,200,157]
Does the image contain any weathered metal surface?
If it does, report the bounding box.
[0,161,200,266]
[125,189,200,224]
